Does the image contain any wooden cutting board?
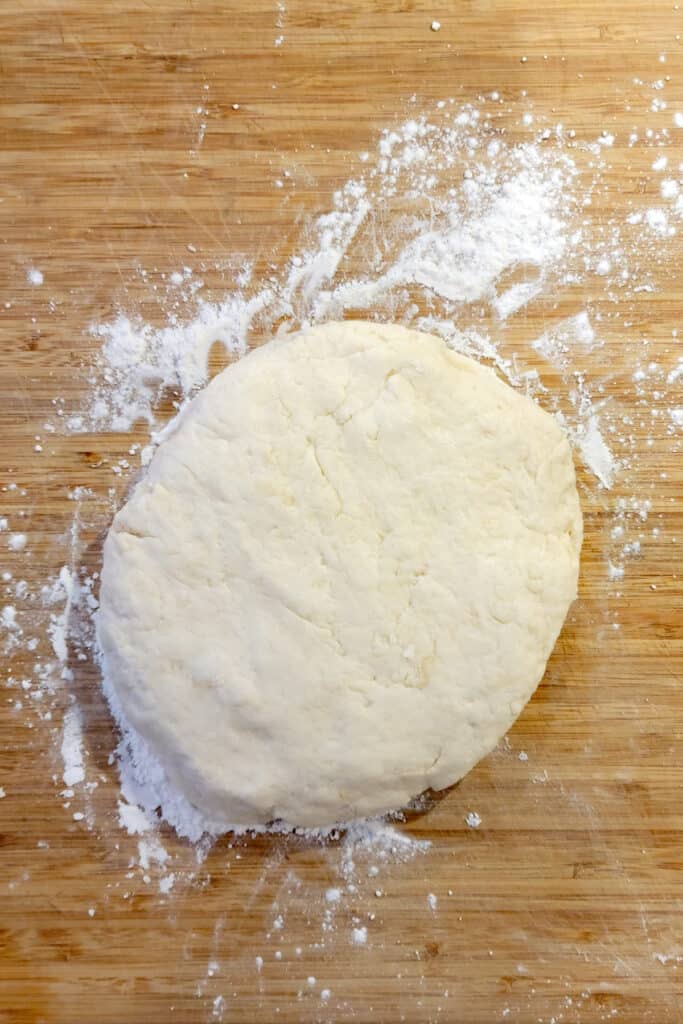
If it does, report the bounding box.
[1,2,682,1022]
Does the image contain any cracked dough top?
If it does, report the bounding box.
[97,320,582,829]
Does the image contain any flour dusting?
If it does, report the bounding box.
[60,703,85,788]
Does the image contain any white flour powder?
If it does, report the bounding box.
[60,703,85,788]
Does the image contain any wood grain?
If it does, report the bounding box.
[1,2,683,1022]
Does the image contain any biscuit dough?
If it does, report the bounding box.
[97,320,582,829]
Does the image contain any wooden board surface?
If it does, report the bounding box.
[1,2,683,1022]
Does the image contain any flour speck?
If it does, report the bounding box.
[27,267,44,286]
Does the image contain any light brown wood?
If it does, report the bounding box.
[1,2,683,1022]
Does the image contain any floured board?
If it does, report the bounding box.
[1,3,682,1023]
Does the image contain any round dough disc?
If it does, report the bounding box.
[98,320,582,830]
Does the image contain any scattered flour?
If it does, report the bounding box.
[86,291,273,431]
[532,312,597,368]
[138,835,169,871]
[1,605,18,631]
[47,567,76,671]
[61,703,85,787]
[577,416,617,489]
[653,951,683,965]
